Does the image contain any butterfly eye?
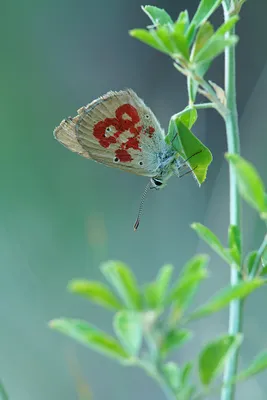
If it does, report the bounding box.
[113,157,119,163]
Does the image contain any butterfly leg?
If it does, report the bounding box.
[174,160,198,178]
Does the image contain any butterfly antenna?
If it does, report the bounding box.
[133,182,151,231]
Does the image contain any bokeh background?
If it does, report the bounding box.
[1,0,267,399]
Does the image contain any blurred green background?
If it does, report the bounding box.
[1,0,267,399]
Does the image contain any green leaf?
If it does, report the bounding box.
[155,264,174,303]
[142,5,173,26]
[101,261,141,310]
[129,29,169,54]
[0,381,8,400]
[191,22,214,57]
[167,255,209,321]
[181,362,193,385]
[216,16,239,36]
[160,329,192,357]
[186,22,197,46]
[68,280,123,311]
[244,251,257,274]
[192,223,233,265]
[143,282,159,309]
[228,225,241,266]
[226,154,266,213]
[49,318,129,362]
[166,117,212,185]
[179,108,198,129]
[228,225,241,254]
[260,265,267,277]
[162,362,181,391]
[172,27,190,60]
[192,16,239,66]
[198,334,243,386]
[190,0,223,29]
[261,193,267,220]
[189,22,214,99]
[153,26,177,54]
[234,351,267,383]
[194,36,238,64]
[143,264,173,309]
[189,278,264,320]
[175,10,190,34]
[113,311,143,357]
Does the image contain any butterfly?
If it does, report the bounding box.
[54,89,195,229]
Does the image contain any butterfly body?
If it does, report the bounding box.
[54,89,182,188]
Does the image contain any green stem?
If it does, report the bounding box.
[172,102,216,121]
[249,234,267,278]
[221,2,243,400]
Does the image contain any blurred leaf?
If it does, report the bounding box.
[143,264,173,309]
[167,255,209,321]
[244,251,257,275]
[166,118,212,185]
[155,264,174,303]
[260,265,267,277]
[160,329,192,357]
[228,225,241,266]
[190,0,222,29]
[129,29,168,54]
[199,334,242,386]
[142,5,173,26]
[234,351,267,383]
[181,362,193,385]
[189,278,264,320]
[194,35,238,64]
[162,362,181,391]
[113,311,142,357]
[261,193,267,220]
[0,381,8,400]
[143,282,159,309]
[226,154,266,213]
[68,280,123,311]
[50,319,129,362]
[101,261,141,310]
[192,223,233,265]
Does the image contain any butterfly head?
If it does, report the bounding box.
[150,177,166,190]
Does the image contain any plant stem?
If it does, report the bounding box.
[172,102,216,121]
[221,3,243,400]
[249,234,267,278]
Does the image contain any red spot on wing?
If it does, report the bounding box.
[148,126,155,137]
[115,149,133,162]
[93,103,156,163]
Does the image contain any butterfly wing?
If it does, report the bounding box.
[54,89,166,177]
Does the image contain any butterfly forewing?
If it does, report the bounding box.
[54,89,166,177]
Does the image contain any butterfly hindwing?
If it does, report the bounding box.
[53,89,166,176]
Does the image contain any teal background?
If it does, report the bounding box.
[1,0,267,399]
